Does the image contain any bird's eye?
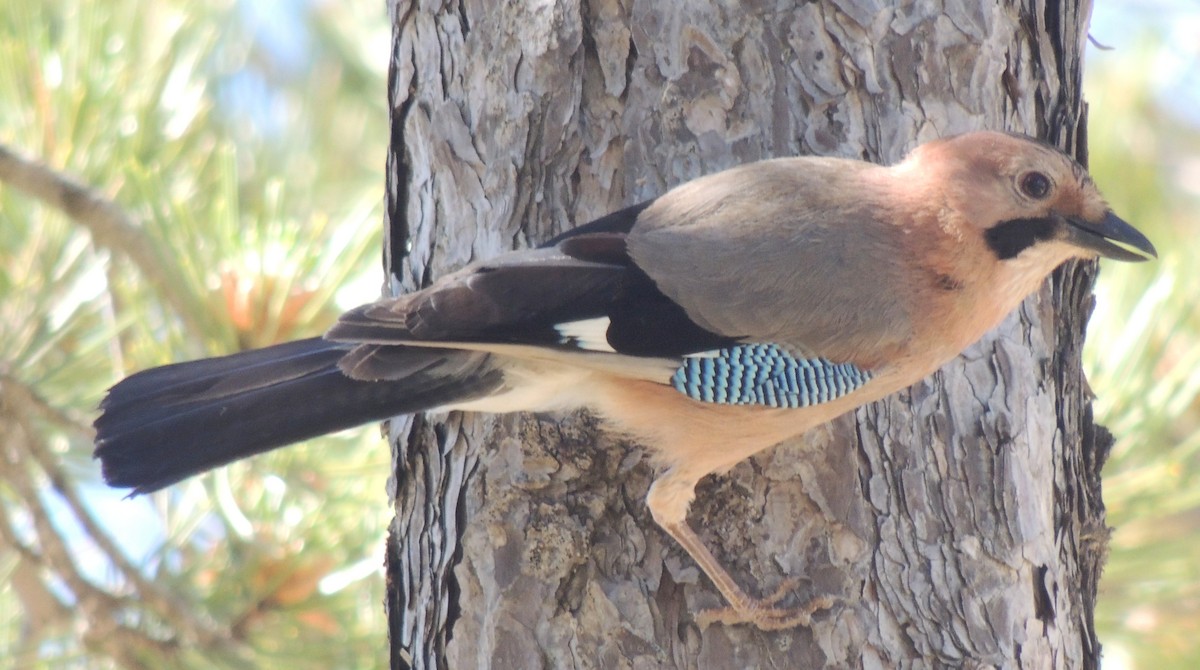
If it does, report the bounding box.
[1019,171,1052,199]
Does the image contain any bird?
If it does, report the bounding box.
[93,131,1156,630]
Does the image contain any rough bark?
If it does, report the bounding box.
[382,1,1105,668]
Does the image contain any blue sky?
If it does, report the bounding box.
[1088,0,1200,123]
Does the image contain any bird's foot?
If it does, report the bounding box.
[695,578,836,631]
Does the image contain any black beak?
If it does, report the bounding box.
[1063,211,1157,262]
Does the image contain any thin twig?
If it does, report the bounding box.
[1087,33,1114,51]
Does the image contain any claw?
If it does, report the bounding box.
[696,585,836,631]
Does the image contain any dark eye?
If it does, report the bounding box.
[1019,171,1052,199]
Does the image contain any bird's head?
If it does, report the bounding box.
[905,131,1157,267]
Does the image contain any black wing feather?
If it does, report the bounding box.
[328,223,736,359]
[542,199,653,245]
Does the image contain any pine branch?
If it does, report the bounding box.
[0,142,210,338]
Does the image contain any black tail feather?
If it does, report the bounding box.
[94,338,503,494]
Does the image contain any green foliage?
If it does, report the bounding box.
[0,1,390,667]
[1084,32,1200,670]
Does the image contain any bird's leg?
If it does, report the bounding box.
[647,475,835,631]
[658,519,835,630]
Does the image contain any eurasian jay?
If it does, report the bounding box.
[93,131,1156,630]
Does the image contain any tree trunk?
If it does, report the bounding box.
[383,1,1106,667]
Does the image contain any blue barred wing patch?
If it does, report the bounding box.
[670,344,872,408]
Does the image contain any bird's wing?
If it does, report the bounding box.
[628,157,917,369]
[326,199,740,375]
[327,165,915,410]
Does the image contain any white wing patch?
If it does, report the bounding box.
[555,317,617,353]
[684,349,721,359]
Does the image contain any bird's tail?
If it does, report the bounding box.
[93,337,503,494]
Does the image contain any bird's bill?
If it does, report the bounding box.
[1063,211,1157,262]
